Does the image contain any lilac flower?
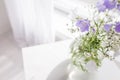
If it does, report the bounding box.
[96,0,117,12]
[96,0,106,12]
[117,4,120,10]
[104,24,112,32]
[104,0,117,10]
[115,22,120,33]
[76,19,90,32]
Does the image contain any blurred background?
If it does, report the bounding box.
[0,0,96,80]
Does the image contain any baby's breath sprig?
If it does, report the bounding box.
[69,0,120,72]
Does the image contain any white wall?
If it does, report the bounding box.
[0,0,11,35]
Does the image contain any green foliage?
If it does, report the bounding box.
[70,19,106,71]
[69,3,120,72]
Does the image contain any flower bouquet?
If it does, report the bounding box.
[69,0,120,72]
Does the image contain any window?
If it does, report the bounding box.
[53,0,96,40]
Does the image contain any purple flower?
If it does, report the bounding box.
[96,0,117,12]
[115,22,120,33]
[76,19,90,32]
[117,4,120,10]
[104,0,117,9]
[104,24,112,32]
[97,0,107,12]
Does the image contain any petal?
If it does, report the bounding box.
[96,0,117,12]
[117,4,120,11]
[96,0,107,12]
[104,24,112,32]
[104,0,117,10]
[76,19,90,32]
[115,22,120,33]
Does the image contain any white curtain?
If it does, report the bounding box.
[4,0,55,47]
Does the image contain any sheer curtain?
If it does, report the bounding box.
[4,0,54,47]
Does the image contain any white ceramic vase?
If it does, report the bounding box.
[67,63,97,80]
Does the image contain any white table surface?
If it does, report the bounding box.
[22,40,72,80]
[22,39,120,80]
